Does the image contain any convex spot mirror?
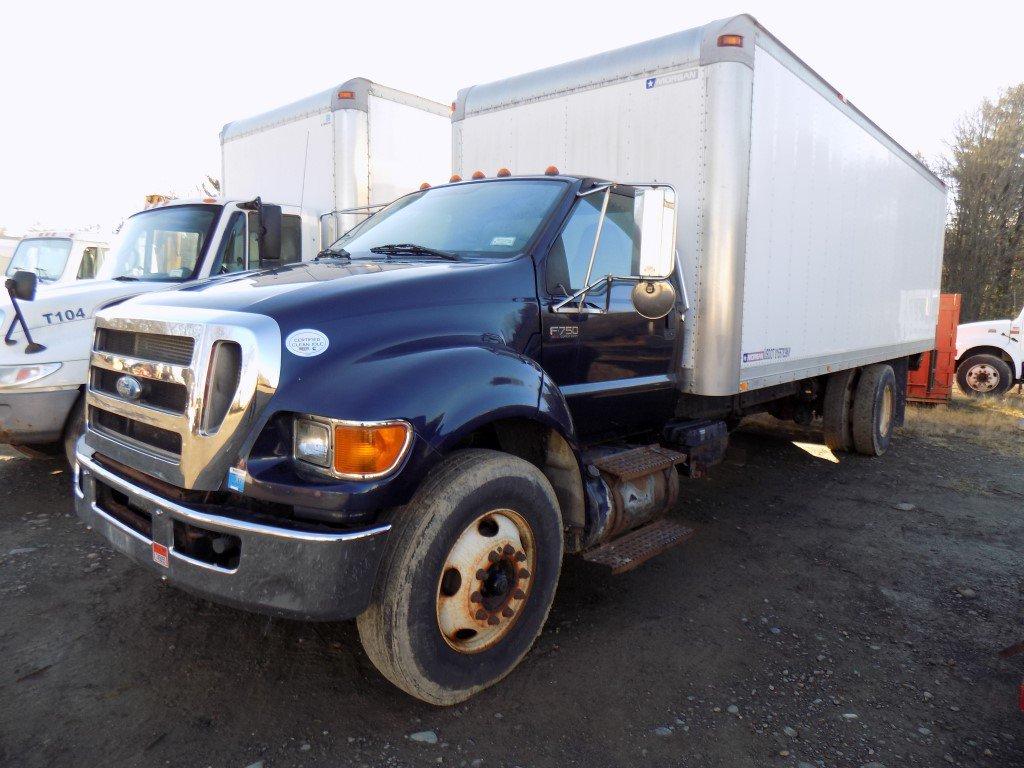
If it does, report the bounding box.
[631,187,677,319]
[7,270,38,302]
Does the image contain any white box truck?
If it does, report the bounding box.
[71,16,946,705]
[1,78,449,463]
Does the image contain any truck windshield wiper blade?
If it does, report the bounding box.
[112,275,140,281]
[315,247,351,260]
[369,243,459,261]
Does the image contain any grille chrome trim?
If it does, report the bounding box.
[91,351,192,387]
[85,305,281,490]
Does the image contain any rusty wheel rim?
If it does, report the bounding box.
[436,508,536,654]
[966,364,1000,392]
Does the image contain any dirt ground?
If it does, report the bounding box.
[1,402,1023,768]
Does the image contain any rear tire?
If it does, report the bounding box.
[956,354,1012,398]
[851,364,897,457]
[62,396,85,468]
[822,369,857,452]
[357,449,563,705]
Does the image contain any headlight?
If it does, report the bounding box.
[294,418,331,468]
[0,362,62,387]
[293,416,412,479]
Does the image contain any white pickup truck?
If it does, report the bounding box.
[955,306,1024,397]
[0,78,449,462]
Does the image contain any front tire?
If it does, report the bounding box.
[852,364,897,457]
[357,449,564,705]
[956,354,1012,398]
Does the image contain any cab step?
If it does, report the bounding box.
[581,519,695,575]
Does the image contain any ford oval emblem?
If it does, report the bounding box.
[115,375,143,401]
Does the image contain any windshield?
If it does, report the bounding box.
[7,238,73,281]
[97,205,220,282]
[333,180,568,257]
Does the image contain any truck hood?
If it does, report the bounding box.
[124,259,522,329]
[119,257,540,388]
[957,318,1013,334]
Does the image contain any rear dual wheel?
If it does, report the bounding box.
[822,364,897,457]
[357,449,563,705]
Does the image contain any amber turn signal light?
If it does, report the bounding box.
[333,422,411,477]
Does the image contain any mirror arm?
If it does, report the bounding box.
[3,281,45,353]
[579,187,611,311]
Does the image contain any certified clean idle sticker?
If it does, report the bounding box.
[285,329,330,357]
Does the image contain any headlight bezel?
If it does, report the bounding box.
[292,415,413,481]
[0,362,62,388]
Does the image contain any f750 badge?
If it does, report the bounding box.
[549,325,579,339]
[42,308,86,324]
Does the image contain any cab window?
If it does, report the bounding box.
[247,213,302,266]
[76,246,108,279]
[546,192,639,294]
[211,213,248,274]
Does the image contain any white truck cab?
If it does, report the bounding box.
[955,306,1024,397]
[0,77,450,461]
[5,232,110,285]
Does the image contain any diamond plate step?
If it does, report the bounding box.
[581,519,695,575]
[591,445,686,481]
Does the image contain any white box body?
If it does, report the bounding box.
[454,15,947,397]
[221,78,451,243]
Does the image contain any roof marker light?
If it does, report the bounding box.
[337,90,355,99]
[449,174,462,183]
[419,182,431,190]
[450,101,456,114]
[717,34,744,47]
[471,170,486,180]
[544,165,559,176]
[496,168,511,177]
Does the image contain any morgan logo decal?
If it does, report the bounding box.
[285,329,330,357]
[549,325,579,339]
[742,347,791,363]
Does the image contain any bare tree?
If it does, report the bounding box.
[941,84,1024,321]
[197,176,222,198]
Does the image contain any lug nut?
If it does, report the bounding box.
[476,569,486,580]
[475,609,487,620]
[503,544,514,556]
[487,615,500,626]
[515,551,527,562]
[488,551,500,563]
[513,588,526,600]
[502,606,514,618]
[470,591,482,603]
[518,568,530,579]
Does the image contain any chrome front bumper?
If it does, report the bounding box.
[74,447,391,621]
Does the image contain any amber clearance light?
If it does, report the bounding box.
[717,33,744,47]
[332,421,411,478]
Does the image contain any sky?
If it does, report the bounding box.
[1,0,1022,237]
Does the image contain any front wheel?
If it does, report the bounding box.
[357,449,564,705]
[956,354,1013,398]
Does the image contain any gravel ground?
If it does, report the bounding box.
[1,420,1022,768]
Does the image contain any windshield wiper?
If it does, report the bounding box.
[315,247,351,260]
[112,275,140,281]
[369,243,459,261]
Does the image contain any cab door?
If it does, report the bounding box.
[542,189,679,441]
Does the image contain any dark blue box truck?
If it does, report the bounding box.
[74,16,946,703]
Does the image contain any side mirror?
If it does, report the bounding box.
[635,187,677,279]
[6,270,38,302]
[258,204,282,264]
[631,279,676,320]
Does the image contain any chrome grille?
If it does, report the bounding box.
[84,305,281,491]
[95,328,195,365]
